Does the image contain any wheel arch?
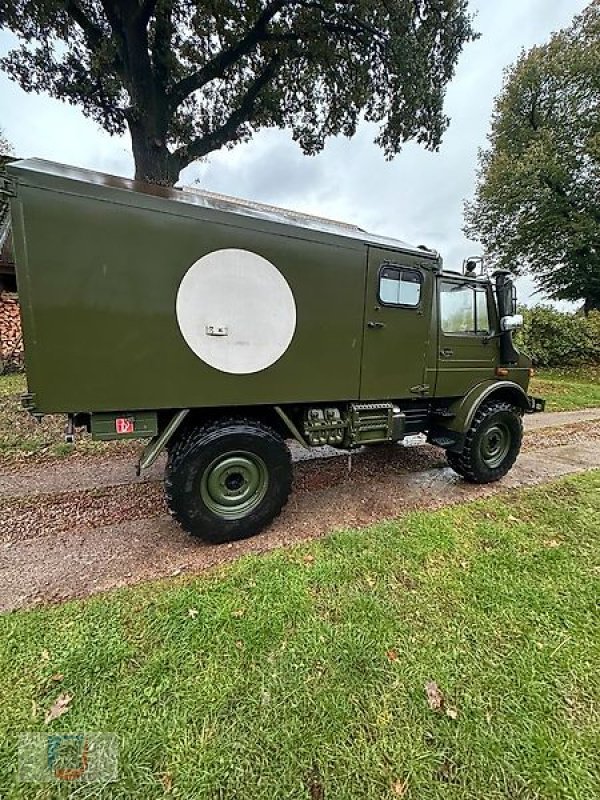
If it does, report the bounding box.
[139,405,302,472]
[447,380,529,434]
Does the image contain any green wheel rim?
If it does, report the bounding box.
[200,451,269,519]
[480,422,511,469]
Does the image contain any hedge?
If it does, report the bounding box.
[515,306,600,367]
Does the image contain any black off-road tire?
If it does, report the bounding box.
[447,400,523,484]
[446,449,467,477]
[165,418,292,544]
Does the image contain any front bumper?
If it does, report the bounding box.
[527,395,546,413]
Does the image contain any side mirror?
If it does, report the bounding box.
[500,314,523,332]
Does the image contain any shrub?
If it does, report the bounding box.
[516,306,600,367]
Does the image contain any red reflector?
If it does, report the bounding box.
[115,417,135,434]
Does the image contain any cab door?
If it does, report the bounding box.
[434,277,498,398]
[360,247,432,400]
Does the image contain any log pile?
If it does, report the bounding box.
[0,290,24,372]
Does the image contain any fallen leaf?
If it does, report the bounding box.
[232,609,244,618]
[391,778,408,796]
[425,680,444,712]
[187,608,198,618]
[445,706,458,720]
[31,699,38,719]
[160,772,173,792]
[386,649,399,662]
[41,650,50,662]
[44,693,72,725]
[303,554,315,565]
[50,673,64,683]
[436,757,459,784]
[507,515,520,523]
[544,538,560,548]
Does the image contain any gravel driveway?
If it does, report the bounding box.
[1,409,599,612]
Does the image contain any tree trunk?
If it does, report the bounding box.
[583,295,600,316]
[128,118,182,187]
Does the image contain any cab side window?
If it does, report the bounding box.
[440,281,490,334]
[379,266,422,307]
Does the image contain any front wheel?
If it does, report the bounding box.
[165,418,292,543]
[447,400,523,484]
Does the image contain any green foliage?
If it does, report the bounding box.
[516,306,600,366]
[465,2,600,313]
[0,1,477,185]
[1,473,599,798]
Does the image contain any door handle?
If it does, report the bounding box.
[367,321,385,329]
[440,348,454,357]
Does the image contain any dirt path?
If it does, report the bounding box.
[524,407,600,430]
[1,411,599,613]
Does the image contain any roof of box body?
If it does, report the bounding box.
[8,158,438,260]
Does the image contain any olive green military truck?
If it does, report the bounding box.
[4,159,544,543]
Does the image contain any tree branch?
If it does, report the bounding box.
[168,0,290,108]
[174,56,282,162]
[139,0,159,28]
[151,0,176,91]
[63,0,105,51]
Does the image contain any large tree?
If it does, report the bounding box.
[465,1,600,314]
[0,1,476,186]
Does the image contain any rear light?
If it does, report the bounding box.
[495,367,509,377]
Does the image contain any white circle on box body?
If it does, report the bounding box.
[176,248,297,374]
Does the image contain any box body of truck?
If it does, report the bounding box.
[9,158,446,414]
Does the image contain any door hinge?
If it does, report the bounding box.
[0,174,17,198]
[410,384,430,396]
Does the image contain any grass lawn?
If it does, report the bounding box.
[529,366,600,412]
[1,472,598,799]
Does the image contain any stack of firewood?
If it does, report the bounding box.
[0,290,24,372]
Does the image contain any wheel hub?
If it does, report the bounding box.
[200,451,269,519]
[480,422,511,468]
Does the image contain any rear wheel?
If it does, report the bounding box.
[447,400,523,484]
[165,418,292,543]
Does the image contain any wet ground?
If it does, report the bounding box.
[1,409,599,612]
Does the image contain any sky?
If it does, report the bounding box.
[0,0,589,306]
